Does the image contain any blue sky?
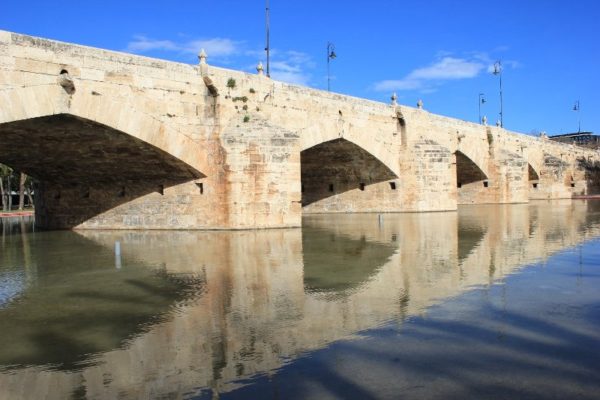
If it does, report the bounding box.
[2,0,599,135]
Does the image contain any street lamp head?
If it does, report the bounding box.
[327,42,336,60]
[493,61,502,76]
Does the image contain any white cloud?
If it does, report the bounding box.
[271,70,310,86]
[126,36,179,52]
[264,50,313,86]
[374,56,486,92]
[125,35,313,86]
[184,38,239,57]
[412,57,484,80]
[126,35,240,58]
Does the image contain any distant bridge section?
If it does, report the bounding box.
[1,30,598,229]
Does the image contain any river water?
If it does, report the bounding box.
[1,202,599,400]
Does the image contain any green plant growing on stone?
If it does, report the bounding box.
[243,115,250,123]
[226,78,236,89]
[249,88,256,94]
[232,96,248,103]
[242,104,248,111]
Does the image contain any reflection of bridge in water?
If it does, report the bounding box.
[1,201,600,398]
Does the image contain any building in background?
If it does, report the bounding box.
[549,132,600,149]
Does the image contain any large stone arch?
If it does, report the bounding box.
[301,137,399,212]
[299,121,400,178]
[0,85,211,229]
[0,85,209,175]
[455,150,489,205]
[454,142,490,180]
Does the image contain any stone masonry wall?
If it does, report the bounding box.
[1,30,599,229]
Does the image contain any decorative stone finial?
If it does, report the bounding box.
[391,92,398,106]
[482,115,487,126]
[496,119,501,127]
[257,62,264,76]
[198,49,207,65]
[417,99,423,109]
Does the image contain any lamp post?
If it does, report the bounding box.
[478,93,486,124]
[573,100,581,132]
[265,0,270,77]
[327,42,336,92]
[492,61,503,127]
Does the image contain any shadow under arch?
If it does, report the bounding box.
[528,163,540,181]
[0,85,209,175]
[0,113,204,228]
[301,138,398,207]
[455,150,488,187]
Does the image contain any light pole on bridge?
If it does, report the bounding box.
[327,42,336,92]
[265,0,271,78]
[573,100,581,132]
[492,61,503,128]
[478,93,486,124]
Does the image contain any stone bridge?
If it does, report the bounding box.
[1,30,599,229]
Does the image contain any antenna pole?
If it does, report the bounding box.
[265,0,270,77]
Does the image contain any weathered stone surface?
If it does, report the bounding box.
[0,30,598,229]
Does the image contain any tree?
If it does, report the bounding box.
[0,164,12,211]
[18,172,26,210]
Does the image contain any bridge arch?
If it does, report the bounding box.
[299,121,400,178]
[300,138,398,211]
[528,163,540,181]
[0,85,209,175]
[0,85,208,228]
[455,150,488,188]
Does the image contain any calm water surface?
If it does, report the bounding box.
[1,202,600,399]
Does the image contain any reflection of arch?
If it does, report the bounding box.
[457,214,487,265]
[0,229,204,370]
[301,138,398,207]
[302,226,396,299]
[0,85,208,175]
[455,151,488,187]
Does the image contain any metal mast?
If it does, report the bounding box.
[265,0,270,77]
